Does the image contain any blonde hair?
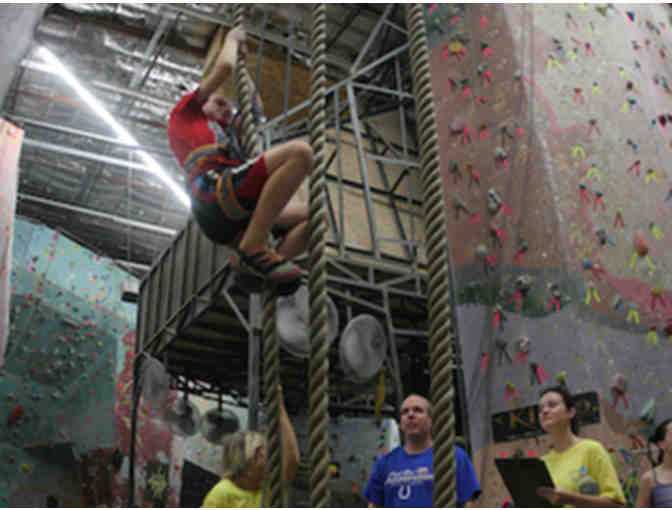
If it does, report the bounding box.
[220,430,266,480]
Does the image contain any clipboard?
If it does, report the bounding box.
[495,458,555,508]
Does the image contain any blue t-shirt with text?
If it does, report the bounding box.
[363,445,481,507]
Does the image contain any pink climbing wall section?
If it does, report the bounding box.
[426,3,672,506]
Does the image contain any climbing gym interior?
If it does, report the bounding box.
[1,3,671,508]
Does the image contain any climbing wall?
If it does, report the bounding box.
[0,218,183,507]
[425,3,672,506]
[0,119,22,366]
[114,327,185,507]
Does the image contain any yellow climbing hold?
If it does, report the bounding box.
[626,306,640,324]
[645,169,666,184]
[646,329,659,346]
[21,463,31,472]
[585,164,601,181]
[547,55,564,72]
[448,41,463,53]
[650,223,664,240]
[572,144,586,159]
[585,286,600,305]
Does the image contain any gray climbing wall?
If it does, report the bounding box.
[425,4,672,506]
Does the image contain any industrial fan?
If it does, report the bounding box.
[138,355,171,411]
[275,284,339,358]
[339,314,387,383]
[163,392,201,437]
[201,402,240,444]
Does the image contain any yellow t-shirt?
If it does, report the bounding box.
[202,478,262,508]
[542,439,625,506]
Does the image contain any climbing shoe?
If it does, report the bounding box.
[230,249,302,294]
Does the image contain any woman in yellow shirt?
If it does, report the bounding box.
[536,385,625,507]
[202,386,299,507]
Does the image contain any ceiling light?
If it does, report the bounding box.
[36,46,190,209]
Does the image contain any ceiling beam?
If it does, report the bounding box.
[6,114,173,158]
[43,4,207,58]
[18,193,178,236]
[21,138,179,177]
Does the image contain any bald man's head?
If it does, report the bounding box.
[400,394,432,442]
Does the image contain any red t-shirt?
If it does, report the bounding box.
[167,90,241,179]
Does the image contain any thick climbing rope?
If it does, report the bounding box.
[232,5,282,507]
[233,5,263,158]
[307,4,330,508]
[405,4,458,507]
[261,287,282,507]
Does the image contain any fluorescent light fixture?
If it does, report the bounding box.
[36,46,191,209]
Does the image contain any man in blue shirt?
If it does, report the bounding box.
[363,394,481,507]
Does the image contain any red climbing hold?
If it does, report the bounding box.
[8,405,24,426]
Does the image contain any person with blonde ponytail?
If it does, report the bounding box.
[637,419,672,507]
[202,387,299,507]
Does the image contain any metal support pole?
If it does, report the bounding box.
[383,290,404,415]
[395,57,408,158]
[389,169,409,194]
[364,123,412,262]
[118,11,173,116]
[247,293,262,430]
[333,86,345,256]
[351,4,394,72]
[263,43,409,132]
[282,10,295,140]
[128,359,142,507]
[346,83,379,258]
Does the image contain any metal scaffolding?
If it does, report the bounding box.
[125,5,472,505]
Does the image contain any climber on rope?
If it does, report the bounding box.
[167,27,312,294]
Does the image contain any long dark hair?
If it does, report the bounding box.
[539,385,580,435]
[648,419,672,467]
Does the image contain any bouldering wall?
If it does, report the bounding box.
[424,3,672,506]
[0,217,184,507]
[1,218,135,505]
